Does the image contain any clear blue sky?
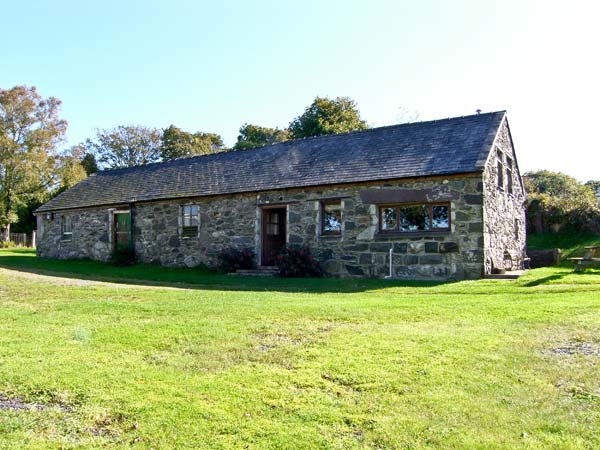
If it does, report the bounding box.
[2,0,598,181]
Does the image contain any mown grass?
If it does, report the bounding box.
[0,249,599,449]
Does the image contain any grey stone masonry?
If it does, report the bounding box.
[482,118,527,273]
[37,174,488,280]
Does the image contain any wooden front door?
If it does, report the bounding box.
[114,211,132,251]
[262,208,286,266]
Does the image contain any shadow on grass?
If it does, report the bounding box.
[0,249,450,294]
[522,273,568,287]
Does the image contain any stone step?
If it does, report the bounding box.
[231,266,281,277]
[484,270,525,280]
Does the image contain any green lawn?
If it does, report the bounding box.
[0,249,599,449]
[527,231,600,263]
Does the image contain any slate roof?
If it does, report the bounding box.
[37,111,506,212]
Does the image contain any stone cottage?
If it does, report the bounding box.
[35,111,526,279]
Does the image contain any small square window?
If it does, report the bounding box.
[182,205,199,237]
[61,215,72,240]
[322,201,342,234]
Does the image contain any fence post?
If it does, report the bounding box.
[31,231,36,248]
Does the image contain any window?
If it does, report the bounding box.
[181,205,199,237]
[321,201,342,235]
[61,215,72,240]
[496,149,504,190]
[379,203,450,233]
[506,157,513,195]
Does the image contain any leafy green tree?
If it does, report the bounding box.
[86,125,162,169]
[288,96,368,139]
[81,152,98,175]
[160,125,224,160]
[53,145,88,193]
[0,85,67,241]
[233,124,290,150]
[585,180,600,198]
[524,171,599,232]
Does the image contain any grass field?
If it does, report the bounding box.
[0,249,599,449]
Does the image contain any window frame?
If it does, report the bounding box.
[506,156,514,195]
[181,204,200,238]
[61,215,73,240]
[378,202,451,233]
[496,148,505,191]
[320,200,342,236]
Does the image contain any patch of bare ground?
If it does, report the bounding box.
[0,392,72,412]
[546,340,600,356]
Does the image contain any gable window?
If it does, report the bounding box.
[321,201,342,235]
[506,157,514,195]
[61,215,72,240]
[496,149,504,190]
[379,203,450,233]
[182,205,199,237]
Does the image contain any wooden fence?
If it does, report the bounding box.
[7,232,36,248]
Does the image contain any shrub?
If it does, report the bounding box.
[110,247,135,266]
[524,171,600,234]
[0,241,17,249]
[216,247,256,273]
[275,246,324,278]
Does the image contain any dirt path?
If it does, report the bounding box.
[0,267,182,290]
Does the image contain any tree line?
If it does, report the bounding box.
[1,85,368,239]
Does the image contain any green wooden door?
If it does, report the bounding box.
[114,212,132,251]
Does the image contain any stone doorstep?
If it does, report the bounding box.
[484,270,526,280]
[231,266,281,277]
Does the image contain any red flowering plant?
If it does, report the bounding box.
[216,247,256,273]
[275,246,324,278]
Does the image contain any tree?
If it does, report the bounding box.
[524,171,600,233]
[0,85,67,241]
[53,145,88,193]
[288,96,368,139]
[160,125,224,160]
[86,125,162,169]
[81,152,98,175]
[585,180,600,198]
[233,124,290,150]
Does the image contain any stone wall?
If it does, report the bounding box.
[36,208,113,261]
[37,174,488,280]
[482,119,527,272]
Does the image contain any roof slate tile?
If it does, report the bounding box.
[37,111,506,212]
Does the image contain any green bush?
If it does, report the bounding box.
[216,247,256,273]
[110,247,136,266]
[275,246,324,278]
[524,171,600,233]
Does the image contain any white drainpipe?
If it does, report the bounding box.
[384,247,393,279]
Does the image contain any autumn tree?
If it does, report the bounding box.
[160,125,224,160]
[288,96,368,139]
[86,125,162,169]
[233,124,290,150]
[0,85,67,241]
